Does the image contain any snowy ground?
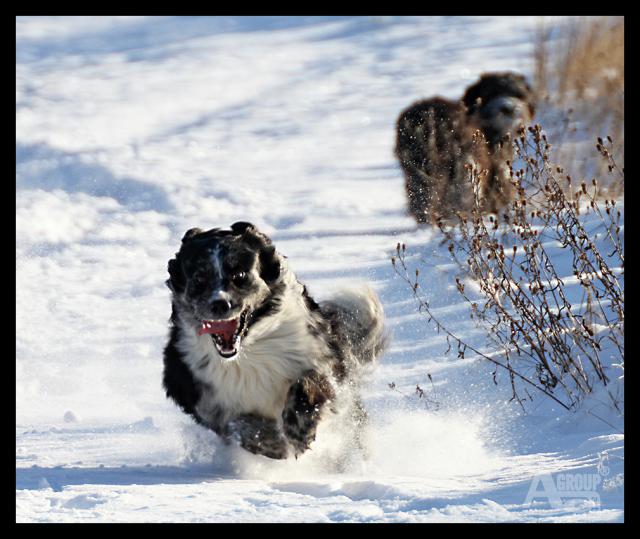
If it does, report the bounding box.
[16,16,624,522]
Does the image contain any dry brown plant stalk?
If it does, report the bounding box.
[392,125,623,412]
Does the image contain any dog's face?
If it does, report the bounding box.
[462,72,535,142]
[167,222,281,360]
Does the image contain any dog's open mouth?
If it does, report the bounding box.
[197,310,250,359]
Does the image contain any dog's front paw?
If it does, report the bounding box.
[229,414,290,460]
[282,371,334,457]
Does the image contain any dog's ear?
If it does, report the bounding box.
[258,244,281,284]
[231,221,265,249]
[166,229,201,292]
[231,221,255,235]
[232,222,281,284]
[182,228,204,242]
[166,256,185,293]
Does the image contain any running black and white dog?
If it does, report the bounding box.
[163,222,386,460]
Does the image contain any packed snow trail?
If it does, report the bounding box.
[16,16,623,522]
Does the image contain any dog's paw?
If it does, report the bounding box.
[229,414,290,460]
[282,371,334,457]
[282,401,319,457]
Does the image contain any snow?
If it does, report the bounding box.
[16,16,623,522]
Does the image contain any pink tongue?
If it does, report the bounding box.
[198,319,239,340]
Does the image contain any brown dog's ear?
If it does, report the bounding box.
[182,228,204,242]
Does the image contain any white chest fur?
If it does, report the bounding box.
[176,280,326,424]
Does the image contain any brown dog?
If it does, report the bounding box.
[396,72,535,223]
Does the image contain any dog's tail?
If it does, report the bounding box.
[321,285,388,368]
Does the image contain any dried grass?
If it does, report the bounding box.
[534,16,624,197]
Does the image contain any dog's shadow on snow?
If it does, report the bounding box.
[15,464,221,492]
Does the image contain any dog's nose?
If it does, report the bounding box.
[210,299,232,318]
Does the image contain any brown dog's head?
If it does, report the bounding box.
[167,222,282,359]
[462,72,536,143]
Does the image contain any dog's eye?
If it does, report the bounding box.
[231,271,247,286]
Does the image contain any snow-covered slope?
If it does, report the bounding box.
[16,16,623,522]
